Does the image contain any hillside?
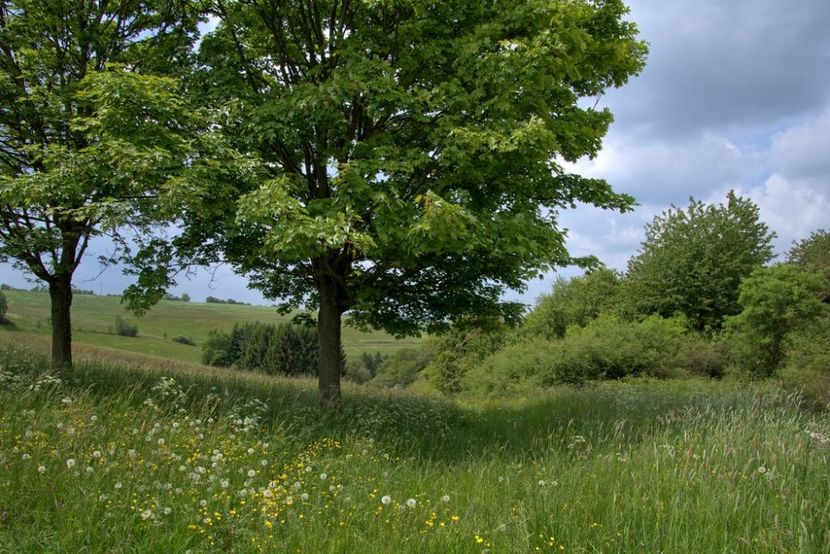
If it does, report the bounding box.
[0,290,419,364]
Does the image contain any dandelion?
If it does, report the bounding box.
[157,438,165,446]
[381,495,392,505]
[21,453,31,460]
[220,480,229,489]
[263,489,273,499]
[90,415,97,422]
[260,459,268,467]
[442,495,451,503]
[66,458,76,469]
[301,493,309,501]
[538,480,546,486]
[757,466,767,474]
[140,509,153,520]
[114,482,123,489]
[128,449,137,459]
[85,466,94,474]
[199,500,208,507]
[163,507,172,515]
[329,485,336,492]
[293,481,302,490]
[92,450,102,459]
[406,498,417,509]
[247,469,256,477]
[320,473,327,480]
[37,465,46,474]
[247,448,255,455]
[285,496,293,505]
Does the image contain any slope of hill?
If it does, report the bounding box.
[0,290,419,363]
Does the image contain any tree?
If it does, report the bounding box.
[0,0,199,370]
[0,289,7,323]
[787,229,830,302]
[623,192,775,332]
[726,264,825,376]
[524,267,621,339]
[174,0,647,407]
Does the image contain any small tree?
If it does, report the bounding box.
[726,264,825,376]
[0,1,199,369]
[0,290,8,323]
[623,192,775,332]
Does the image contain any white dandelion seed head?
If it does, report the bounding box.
[300,493,309,501]
[406,498,417,508]
[157,438,165,446]
[263,489,273,498]
[90,415,97,422]
[381,495,392,505]
[247,469,256,477]
[199,499,207,507]
[92,450,102,459]
[293,481,302,490]
[757,466,767,474]
[21,453,31,460]
[285,496,293,505]
[140,509,153,520]
[320,473,327,480]
[65,458,76,469]
[442,495,451,502]
[37,465,46,474]
[220,480,229,489]
[114,482,123,489]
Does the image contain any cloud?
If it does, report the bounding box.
[770,109,830,181]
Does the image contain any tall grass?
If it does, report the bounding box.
[0,337,828,552]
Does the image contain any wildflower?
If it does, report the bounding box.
[114,482,123,489]
[260,459,268,467]
[21,453,31,460]
[157,438,165,446]
[90,415,97,422]
[85,466,94,474]
[285,496,293,505]
[329,485,336,492]
[247,448,255,455]
[37,465,46,474]
[538,480,546,486]
[263,489,274,498]
[163,507,172,515]
[406,498,417,509]
[220,480,229,489]
[247,469,256,478]
[141,509,153,520]
[66,459,76,469]
[381,496,392,505]
[320,473,328,480]
[293,481,302,490]
[301,493,309,501]
[199,500,208,507]
[128,450,137,459]
[442,495,451,503]
[757,466,767,474]
[92,451,102,459]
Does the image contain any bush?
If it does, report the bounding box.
[779,315,830,410]
[114,316,138,337]
[524,268,621,339]
[171,336,196,346]
[423,324,508,393]
[463,315,694,395]
[367,347,434,389]
[724,264,825,376]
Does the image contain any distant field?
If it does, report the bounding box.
[0,290,419,363]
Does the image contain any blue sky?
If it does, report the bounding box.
[2,0,829,307]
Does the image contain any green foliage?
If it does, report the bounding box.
[171,336,196,347]
[623,192,775,332]
[367,348,434,389]
[424,325,509,393]
[725,264,826,377]
[464,315,693,395]
[524,268,621,339]
[780,315,830,410]
[114,316,139,338]
[202,322,344,377]
[787,229,830,302]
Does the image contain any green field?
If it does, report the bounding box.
[0,337,828,552]
[0,290,419,363]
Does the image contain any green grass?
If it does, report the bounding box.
[0,290,419,363]
[1,336,828,553]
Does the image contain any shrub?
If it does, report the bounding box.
[463,315,693,395]
[724,264,825,376]
[523,268,621,339]
[423,324,508,393]
[367,347,434,389]
[114,316,138,337]
[171,336,196,346]
[779,315,830,410]
[201,329,235,366]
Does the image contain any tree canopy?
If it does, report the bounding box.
[167,0,647,406]
[623,192,775,332]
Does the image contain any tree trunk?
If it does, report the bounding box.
[49,274,73,371]
[317,277,343,409]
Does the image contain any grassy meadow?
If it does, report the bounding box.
[1,335,828,553]
[0,290,418,363]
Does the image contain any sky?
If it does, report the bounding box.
[2,0,829,307]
